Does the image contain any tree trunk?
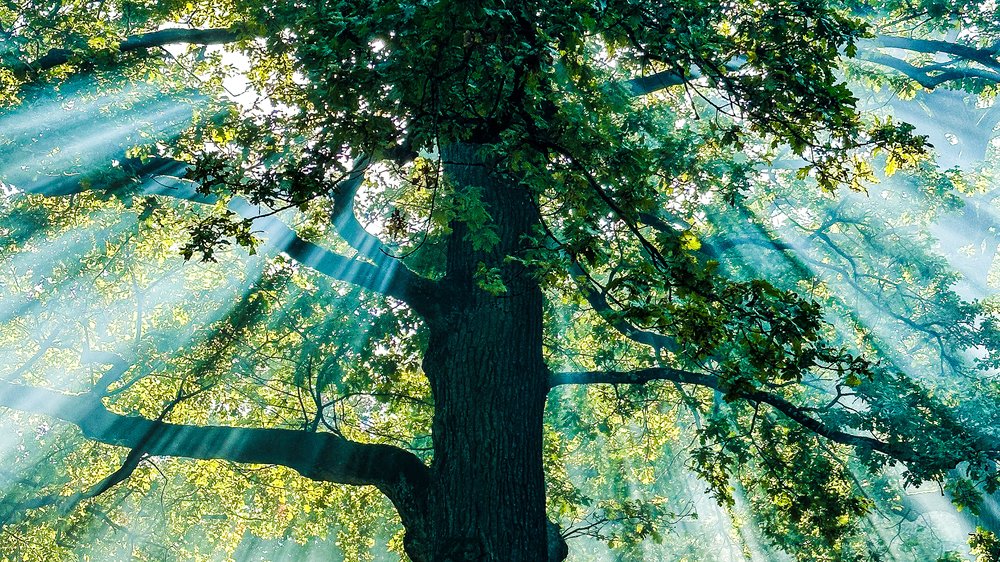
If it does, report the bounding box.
[409,142,552,561]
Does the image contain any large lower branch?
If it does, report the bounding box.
[0,380,429,525]
[550,368,918,463]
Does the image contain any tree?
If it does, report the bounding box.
[2,1,1000,561]
[840,0,1000,170]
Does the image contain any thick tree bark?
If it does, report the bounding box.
[408,143,552,561]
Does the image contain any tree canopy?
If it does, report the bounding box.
[2,0,1000,560]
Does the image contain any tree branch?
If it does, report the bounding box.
[624,38,1000,95]
[867,36,1000,72]
[0,380,430,527]
[330,156,394,261]
[858,51,1000,89]
[13,26,244,74]
[81,348,132,396]
[119,27,242,53]
[0,446,146,527]
[570,262,678,352]
[15,156,441,318]
[624,69,689,97]
[623,58,746,97]
[538,212,678,352]
[163,178,439,316]
[550,368,918,462]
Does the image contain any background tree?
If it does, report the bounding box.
[1,1,1000,561]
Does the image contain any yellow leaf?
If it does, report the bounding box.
[680,231,701,251]
[885,156,898,177]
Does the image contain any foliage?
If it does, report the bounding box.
[1,0,1000,561]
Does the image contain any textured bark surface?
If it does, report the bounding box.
[411,143,551,561]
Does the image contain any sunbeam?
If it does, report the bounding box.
[6,2,1000,561]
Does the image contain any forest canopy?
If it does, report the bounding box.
[2,0,1000,561]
